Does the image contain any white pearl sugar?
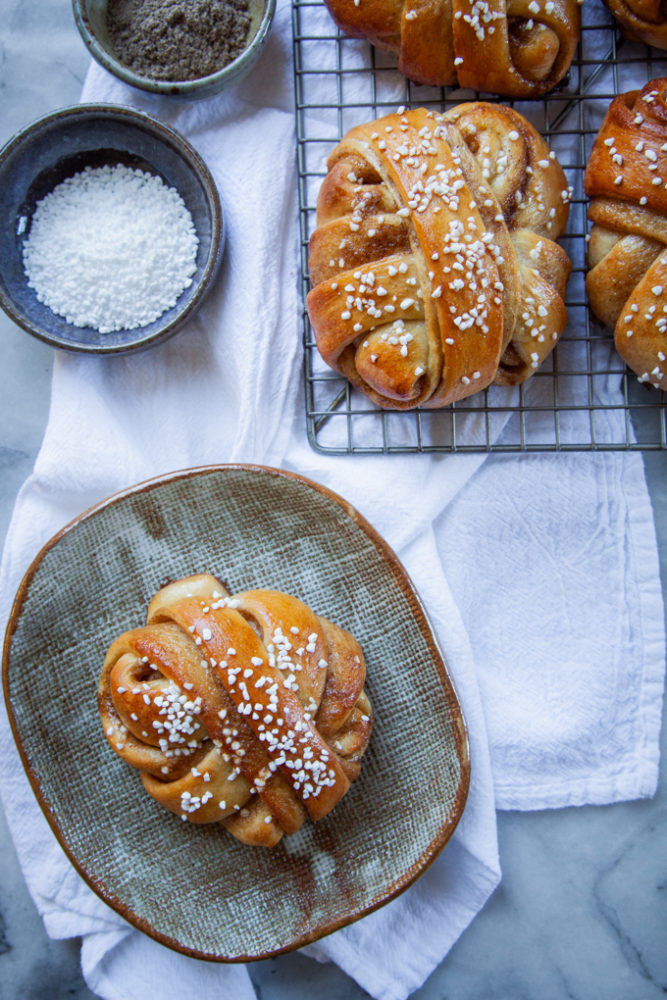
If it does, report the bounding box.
[22,163,199,334]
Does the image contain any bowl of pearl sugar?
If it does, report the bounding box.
[0,104,224,354]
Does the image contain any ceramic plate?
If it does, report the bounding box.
[3,465,469,961]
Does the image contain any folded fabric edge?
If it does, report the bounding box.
[493,763,660,811]
[495,450,665,812]
[304,839,501,1000]
[81,929,257,1000]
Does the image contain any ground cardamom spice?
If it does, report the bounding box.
[107,0,252,81]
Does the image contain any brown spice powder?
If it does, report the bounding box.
[107,0,252,82]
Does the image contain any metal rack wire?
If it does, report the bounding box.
[292,0,667,452]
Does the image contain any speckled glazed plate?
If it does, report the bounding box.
[3,465,469,961]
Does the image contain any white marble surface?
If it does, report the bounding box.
[0,1,665,998]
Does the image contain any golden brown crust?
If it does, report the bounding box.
[585,78,667,388]
[323,0,580,98]
[306,105,571,409]
[99,574,373,847]
[584,84,667,217]
[603,0,667,50]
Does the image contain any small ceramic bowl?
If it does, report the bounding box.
[0,104,224,354]
[72,0,276,100]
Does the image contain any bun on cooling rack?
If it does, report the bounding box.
[603,0,667,50]
[99,574,373,847]
[584,78,667,388]
[306,105,572,410]
[322,0,580,98]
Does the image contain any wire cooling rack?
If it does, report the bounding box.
[292,0,667,452]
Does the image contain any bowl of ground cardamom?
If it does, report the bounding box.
[0,104,224,354]
[72,0,276,99]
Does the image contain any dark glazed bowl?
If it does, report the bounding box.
[72,0,277,99]
[0,104,224,354]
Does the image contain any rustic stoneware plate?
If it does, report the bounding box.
[3,464,469,961]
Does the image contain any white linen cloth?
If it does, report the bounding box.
[0,1,664,997]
